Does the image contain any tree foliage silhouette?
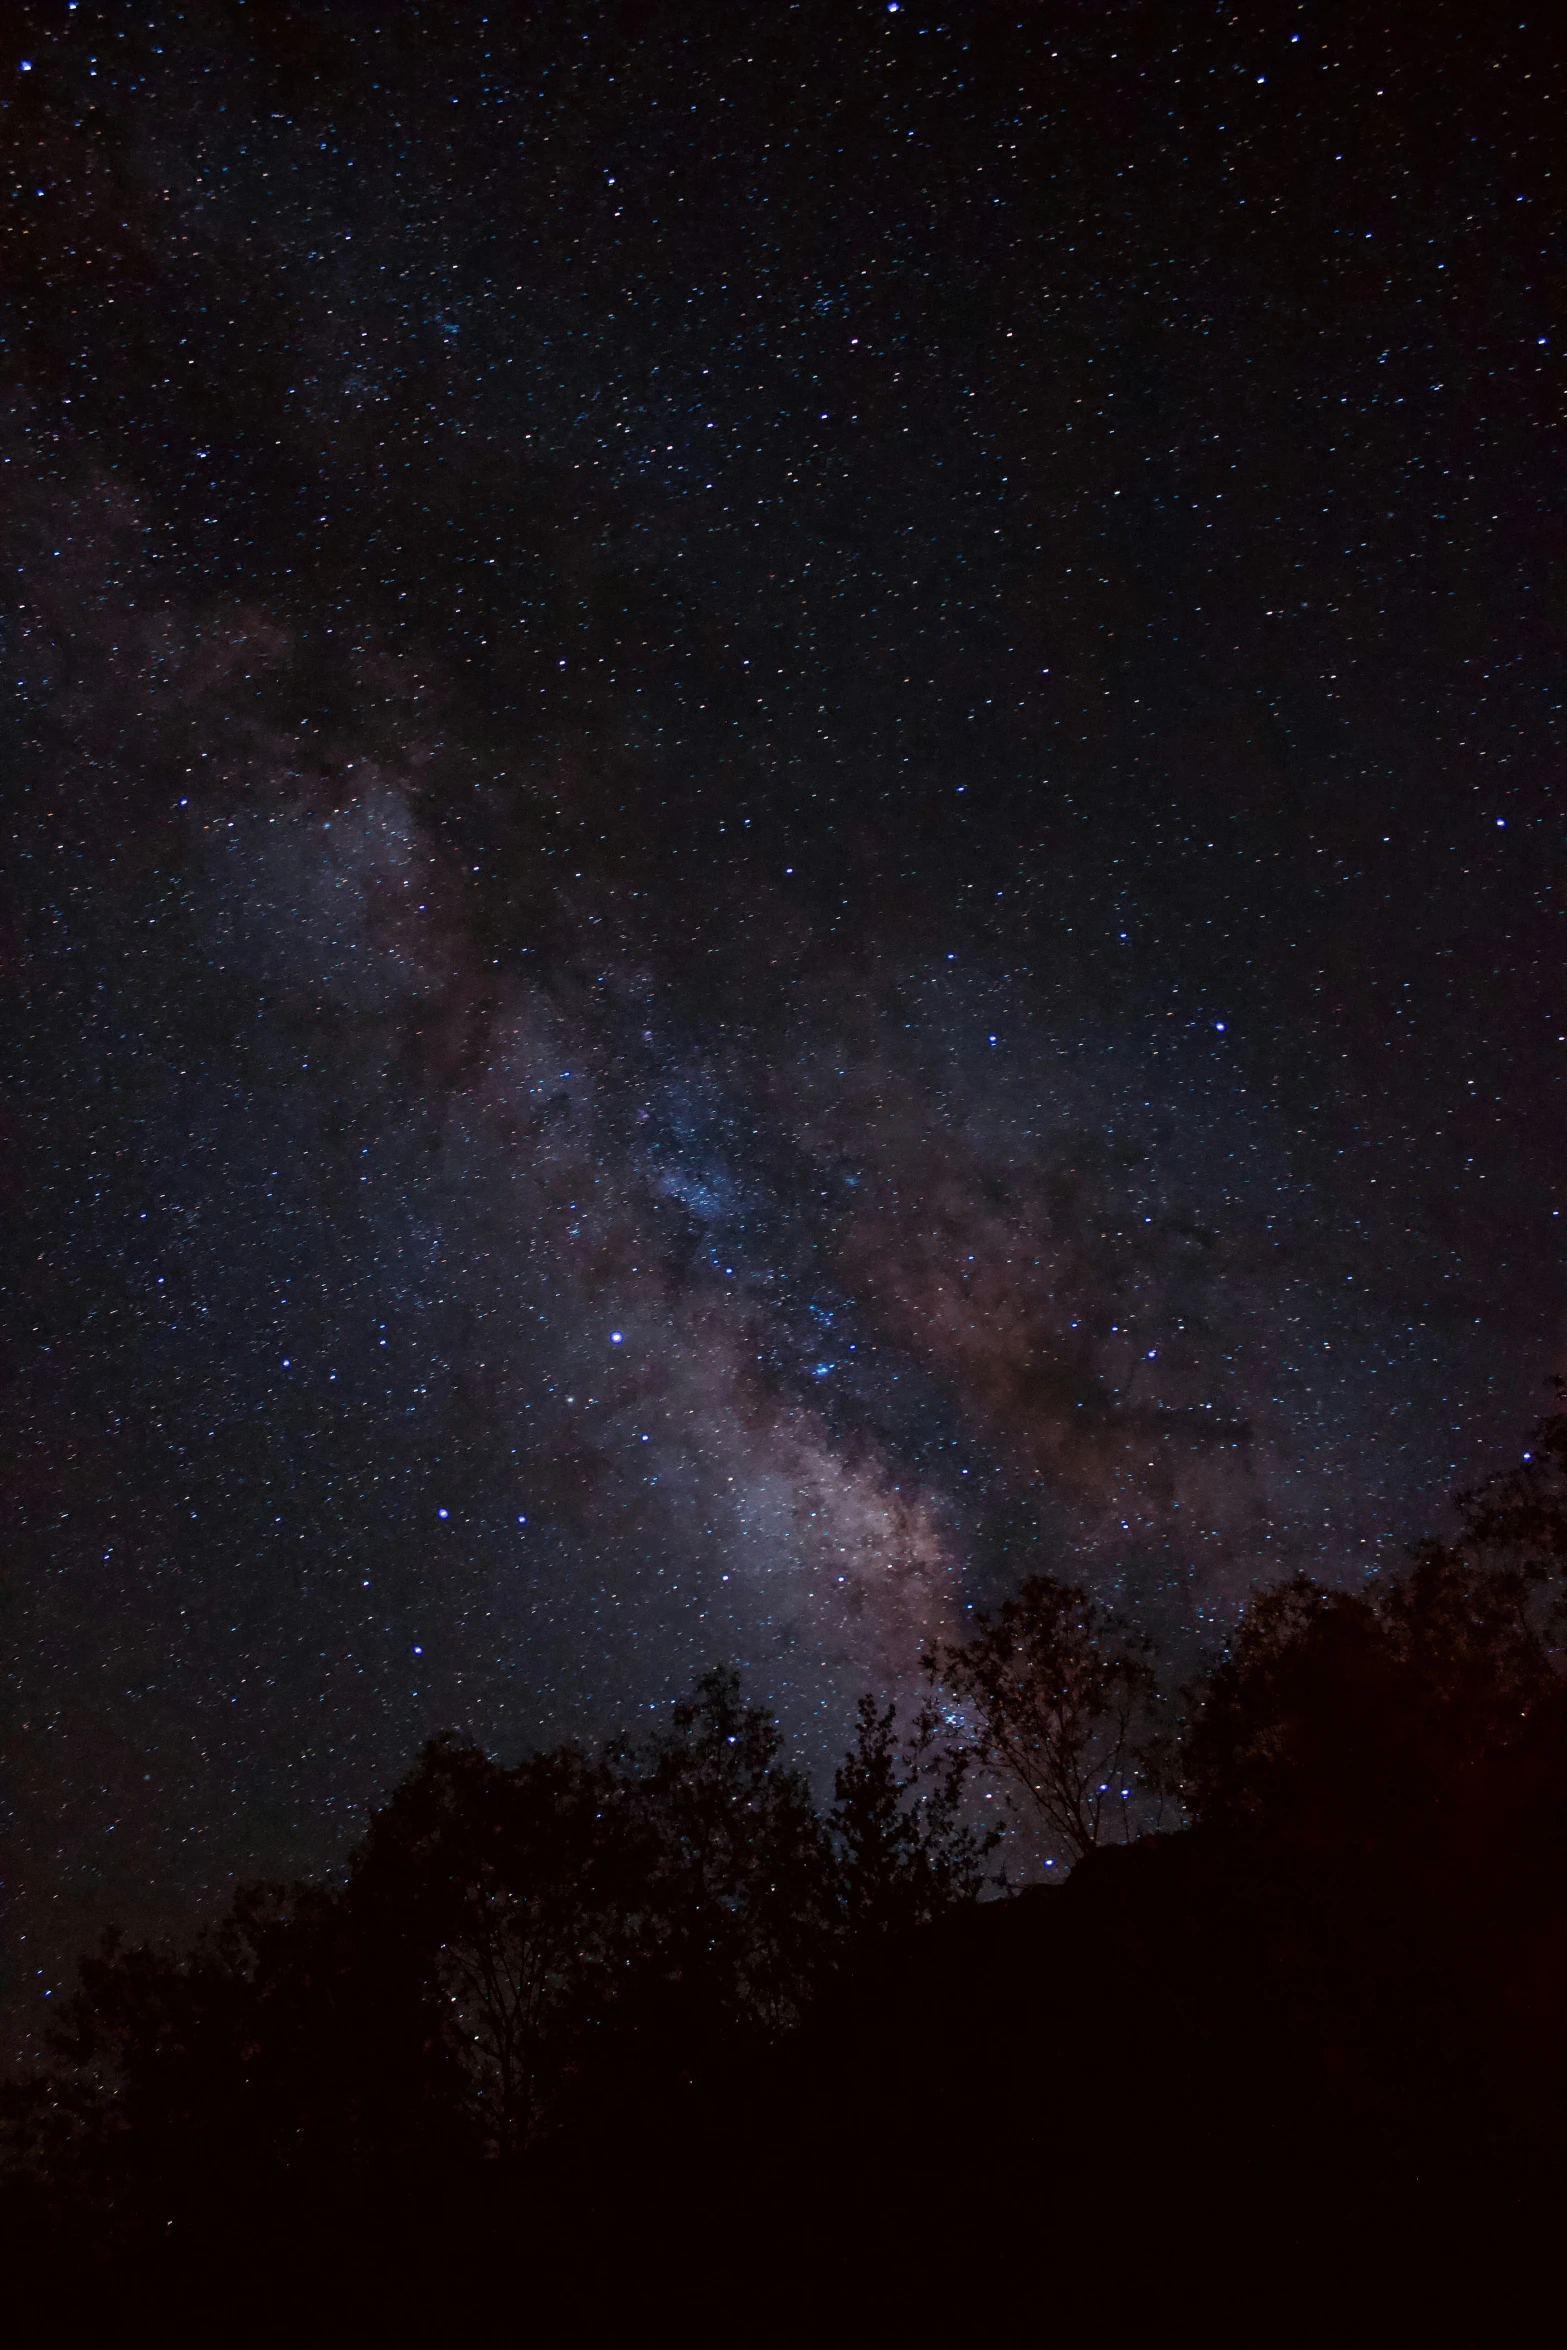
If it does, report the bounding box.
[11,1406,1567,2325]
[622,1664,828,2037]
[1457,1381,1567,1590]
[923,1575,1156,1858]
[348,1738,651,2156]
[824,1695,1000,1938]
[1186,1549,1560,1838]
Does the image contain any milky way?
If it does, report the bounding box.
[4,2,1561,2044]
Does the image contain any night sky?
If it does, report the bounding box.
[3,1,1560,2046]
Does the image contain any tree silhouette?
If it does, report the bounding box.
[1378,1540,1556,1757]
[1457,1381,1567,1598]
[12,1428,1567,2334]
[24,1870,470,2267]
[348,1737,651,2157]
[626,1665,827,2036]
[923,1575,1156,1859]
[824,1696,999,1939]
[1185,1548,1561,1838]
[1182,1575,1382,1829]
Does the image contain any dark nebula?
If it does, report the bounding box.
[3,2,1560,2046]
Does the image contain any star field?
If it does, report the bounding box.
[2,1,1561,2046]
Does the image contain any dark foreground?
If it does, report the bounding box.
[10,1438,1567,2340]
[10,1781,1566,2341]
